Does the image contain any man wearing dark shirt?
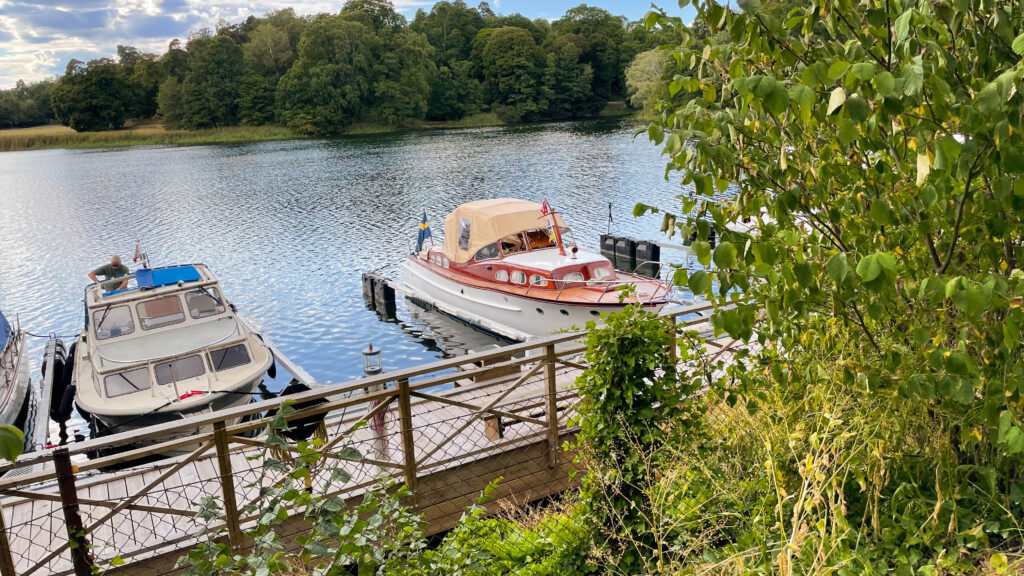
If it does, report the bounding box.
[88,255,130,291]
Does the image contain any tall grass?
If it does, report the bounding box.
[0,125,303,152]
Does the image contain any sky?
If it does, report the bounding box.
[0,1,693,90]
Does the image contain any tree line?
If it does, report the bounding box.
[5,1,674,134]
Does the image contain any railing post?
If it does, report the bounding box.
[369,383,389,465]
[213,421,244,548]
[397,378,417,494]
[665,315,677,362]
[54,447,94,576]
[545,344,559,467]
[0,502,18,576]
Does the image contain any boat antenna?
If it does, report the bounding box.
[607,202,613,235]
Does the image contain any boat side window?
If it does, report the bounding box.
[93,306,135,340]
[592,265,613,280]
[442,257,450,269]
[104,367,150,398]
[474,243,500,262]
[186,288,225,319]
[137,295,186,330]
[210,344,250,372]
[559,227,576,248]
[510,270,527,285]
[458,218,471,251]
[530,274,548,287]
[524,229,557,250]
[495,270,509,282]
[154,354,205,385]
[500,234,526,256]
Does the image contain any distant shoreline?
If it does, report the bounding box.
[0,110,636,153]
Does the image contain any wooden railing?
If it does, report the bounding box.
[0,302,715,576]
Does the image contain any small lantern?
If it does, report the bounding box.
[362,343,382,376]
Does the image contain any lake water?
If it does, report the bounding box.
[0,118,694,422]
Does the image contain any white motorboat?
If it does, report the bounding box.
[0,310,31,430]
[398,199,672,340]
[66,264,273,440]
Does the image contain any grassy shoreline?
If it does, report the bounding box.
[0,110,636,153]
[0,113,511,152]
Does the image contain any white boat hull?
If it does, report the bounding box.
[0,331,30,429]
[399,258,665,340]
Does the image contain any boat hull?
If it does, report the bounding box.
[0,331,31,429]
[400,257,665,339]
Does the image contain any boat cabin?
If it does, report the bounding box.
[81,264,257,402]
[424,198,616,290]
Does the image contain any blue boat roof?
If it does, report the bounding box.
[0,311,10,353]
[135,265,202,288]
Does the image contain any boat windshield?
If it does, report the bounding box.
[105,367,150,398]
[93,306,135,340]
[137,295,186,330]
[500,234,527,256]
[186,288,225,319]
[523,227,575,251]
[155,355,205,385]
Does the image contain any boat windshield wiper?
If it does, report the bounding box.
[95,304,113,332]
[199,287,224,307]
[116,371,146,392]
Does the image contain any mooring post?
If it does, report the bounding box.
[213,421,244,548]
[0,502,18,576]
[53,447,94,576]
[545,343,559,467]
[397,378,417,494]
[665,315,677,362]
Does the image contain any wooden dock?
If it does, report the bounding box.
[0,303,719,576]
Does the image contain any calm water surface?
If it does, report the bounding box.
[0,118,694,405]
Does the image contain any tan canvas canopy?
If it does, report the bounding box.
[442,198,567,264]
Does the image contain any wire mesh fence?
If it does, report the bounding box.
[0,301,723,576]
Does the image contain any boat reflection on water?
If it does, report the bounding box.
[369,296,512,360]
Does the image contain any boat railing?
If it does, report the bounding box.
[525,260,674,305]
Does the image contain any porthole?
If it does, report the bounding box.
[495,270,509,282]
[536,308,544,315]
[529,274,548,287]
[560,310,569,316]
[442,257,450,269]
[590,310,600,316]
[510,270,527,285]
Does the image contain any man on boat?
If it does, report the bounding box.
[88,255,129,291]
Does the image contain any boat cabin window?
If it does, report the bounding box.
[210,344,250,371]
[559,227,576,248]
[474,243,500,262]
[155,355,205,385]
[104,367,150,398]
[186,288,225,319]
[93,306,135,340]
[510,270,527,285]
[562,272,584,283]
[137,295,186,330]
[458,218,471,250]
[530,274,548,287]
[592,265,613,280]
[500,234,527,256]
[524,229,557,250]
[495,270,509,282]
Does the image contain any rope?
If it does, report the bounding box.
[25,331,80,340]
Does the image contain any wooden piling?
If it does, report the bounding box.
[397,378,417,493]
[54,447,94,576]
[214,421,244,548]
[545,344,559,466]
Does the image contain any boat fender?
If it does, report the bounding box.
[278,379,327,442]
[267,354,277,379]
[55,384,76,423]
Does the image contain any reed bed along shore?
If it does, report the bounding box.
[0,124,302,152]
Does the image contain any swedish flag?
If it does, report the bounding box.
[416,212,432,252]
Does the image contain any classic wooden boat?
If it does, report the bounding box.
[66,264,273,441]
[399,199,671,339]
[0,310,31,430]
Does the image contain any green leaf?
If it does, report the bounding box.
[0,426,23,463]
[874,71,895,96]
[857,254,881,282]
[691,240,712,267]
[826,253,848,283]
[894,10,913,46]
[838,118,858,144]
[688,270,709,294]
[845,94,870,122]
[826,87,846,115]
[648,124,665,145]
[903,61,924,96]
[1013,33,1024,56]
[991,552,1008,574]
[713,242,737,268]
[763,83,789,116]
[850,62,875,80]
[827,61,850,83]
[737,0,761,12]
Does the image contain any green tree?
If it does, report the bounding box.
[634,0,1024,569]
[156,77,186,127]
[411,1,484,67]
[372,30,436,126]
[118,46,165,118]
[624,48,668,112]
[51,59,132,131]
[341,0,406,33]
[242,22,294,80]
[179,34,245,128]
[236,74,276,125]
[276,15,380,134]
[542,34,596,118]
[553,4,626,99]
[481,27,547,122]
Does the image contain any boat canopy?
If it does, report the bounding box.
[0,311,9,353]
[442,199,567,264]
